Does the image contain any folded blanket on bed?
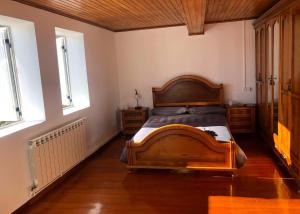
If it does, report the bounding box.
[143,114,227,128]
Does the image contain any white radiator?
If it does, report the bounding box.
[28,118,87,195]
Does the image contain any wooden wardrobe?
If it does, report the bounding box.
[254,0,300,185]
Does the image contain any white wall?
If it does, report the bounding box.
[0,1,120,213]
[115,21,256,108]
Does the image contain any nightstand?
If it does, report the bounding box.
[121,107,149,135]
[226,104,256,134]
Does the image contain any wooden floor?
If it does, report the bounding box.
[21,134,300,214]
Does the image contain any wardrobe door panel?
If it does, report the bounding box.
[277,92,291,158]
[256,29,263,130]
[276,14,292,163]
[291,98,300,168]
[281,14,292,92]
[259,27,267,130]
[278,14,292,132]
[273,21,280,135]
[266,25,273,137]
[293,13,300,95]
[256,30,261,82]
[291,12,300,172]
[279,92,290,128]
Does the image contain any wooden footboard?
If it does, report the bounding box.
[127,124,237,171]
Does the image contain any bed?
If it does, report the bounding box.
[121,75,246,174]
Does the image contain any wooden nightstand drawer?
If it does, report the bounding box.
[123,111,144,117]
[229,108,251,115]
[226,104,256,134]
[229,116,252,123]
[121,107,149,135]
[123,116,144,121]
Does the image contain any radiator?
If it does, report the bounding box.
[28,118,87,195]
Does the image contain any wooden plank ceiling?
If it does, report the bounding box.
[14,0,280,35]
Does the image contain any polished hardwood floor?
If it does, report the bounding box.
[21,134,300,214]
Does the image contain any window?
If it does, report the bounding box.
[55,28,90,115]
[0,14,45,137]
[0,26,22,128]
[56,36,73,108]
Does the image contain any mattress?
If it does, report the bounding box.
[133,126,231,143]
[134,113,231,142]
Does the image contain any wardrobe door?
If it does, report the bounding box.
[256,29,263,131]
[273,21,280,136]
[256,30,261,83]
[291,11,300,177]
[273,20,281,153]
[281,14,292,92]
[258,27,267,131]
[266,25,273,138]
[277,13,292,162]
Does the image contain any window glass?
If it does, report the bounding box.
[55,28,90,115]
[56,36,72,108]
[0,15,45,137]
[0,26,21,127]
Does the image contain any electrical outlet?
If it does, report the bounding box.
[243,87,252,92]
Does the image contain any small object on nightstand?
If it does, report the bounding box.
[134,89,142,109]
[226,104,256,134]
[121,107,149,135]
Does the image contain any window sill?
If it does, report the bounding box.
[0,120,45,138]
[63,105,90,116]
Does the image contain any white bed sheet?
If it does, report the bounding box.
[133,126,231,143]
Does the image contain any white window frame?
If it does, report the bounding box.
[55,27,90,116]
[56,36,73,109]
[0,26,22,129]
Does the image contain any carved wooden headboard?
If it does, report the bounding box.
[152,75,224,107]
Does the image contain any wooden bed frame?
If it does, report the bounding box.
[126,75,237,172]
